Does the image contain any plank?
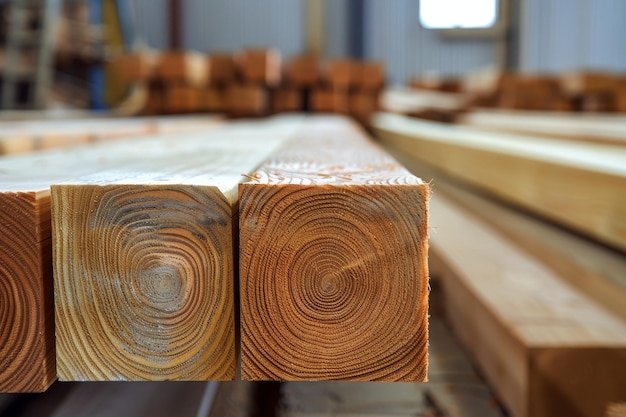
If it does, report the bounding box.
[374,112,626,252]
[114,50,160,82]
[460,109,626,145]
[286,55,320,87]
[164,85,205,113]
[205,87,227,112]
[424,192,626,417]
[272,88,303,113]
[0,115,222,156]
[310,88,349,113]
[156,50,207,87]
[0,135,197,392]
[239,115,429,381]
[51,117,303,381]
[0,128,235,392]
[207,53,236,85]
[226,84,268,117]
[324,59,354,90]
[237,49,281,87]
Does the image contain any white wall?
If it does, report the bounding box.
[365,0,499,85]
[182,0,305,57]
[520,0,626,72]
[132,0,169,50]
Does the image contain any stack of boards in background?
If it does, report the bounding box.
[114,49,384,126]
[0,114,430,395]
[373,111,626,417]
[384,69,626,126]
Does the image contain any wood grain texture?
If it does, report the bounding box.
[114,51,160,82]
[157,51,207,87]
[207,54,236,85]
[286,55,319,87]
[51,118,303,381]
[374,112,626,252]
[239,116,429,381]
[388,152,626,322]
[0,125,239,392]
[0,191,55,392]
[460,109,626,145]
[238,49,281,87]
[426,193,626,417]
[324,59,355,90]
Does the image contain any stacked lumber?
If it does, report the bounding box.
[114,50,385,125]
[381,140,626,417]
[374,112,626,252]
[49,118,302,382]
[0,116,302,390]
[396,69,626,124]
[239,116,429,381]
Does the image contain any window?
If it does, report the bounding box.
[420,0,499,29]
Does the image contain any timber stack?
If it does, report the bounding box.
[114,49,385,126]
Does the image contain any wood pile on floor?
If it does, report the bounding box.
[390,69,626,129]
[114,49,384,126]
[374,113,626,417]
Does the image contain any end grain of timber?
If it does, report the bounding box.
[239,116,429,382]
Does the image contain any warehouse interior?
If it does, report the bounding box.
[0,1,625,416]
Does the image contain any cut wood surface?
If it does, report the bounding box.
[325,59,355,89]
[207,54,236,85]
[239,116,429,381]
[226,85,268,117]
[427,193,626,417]
[1,126,254,392]
[238,49,281,87]
[0,117,284,391]
[286,55,319,87]
[164,85,205,113]
[460,109,626,145]
[374,112,626,252]
[114,51,160,82]
[51,117,303,382]
[157,51,207,87]
[309,88,349,113]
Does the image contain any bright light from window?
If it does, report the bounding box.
[420,0,498,29]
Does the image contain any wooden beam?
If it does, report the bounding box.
[385,152,626,324]
[0,119,222,392]
[51,118,302,381]
[239,116,429,381]
[0,134,190,392]
[0,115,222,156]
[374,112,626,252]
[459,109,626,145]
[156,51,207,87]
[428,192,626,417]
[207,54,236,85]
[237,49,281,87]
[286,55,320,87]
